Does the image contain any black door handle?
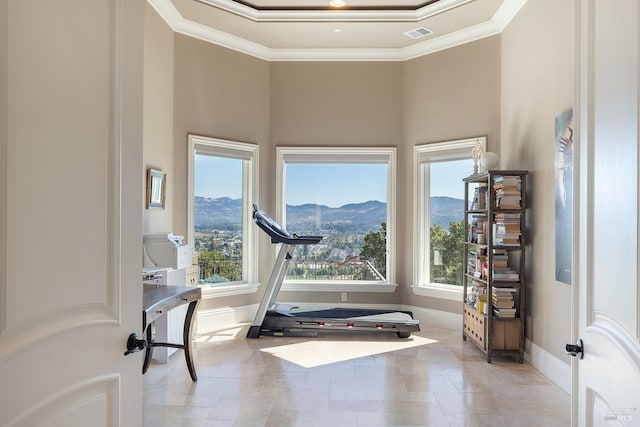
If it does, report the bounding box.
[565,339,584,359]
[124,333,147,356]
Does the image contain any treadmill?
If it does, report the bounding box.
[246,205,420,339]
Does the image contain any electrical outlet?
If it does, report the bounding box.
[341,292,347,302]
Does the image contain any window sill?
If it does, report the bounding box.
[201,282,260,299]
[282,281,397,293]
[412,284,463,301]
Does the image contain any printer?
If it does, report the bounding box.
[143,232,192,270]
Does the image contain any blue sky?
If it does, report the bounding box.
[195,155,471,206]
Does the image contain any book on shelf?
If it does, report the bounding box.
[493,175,522,209]
[492,308,517,318]
[493,298,515,308]
[493,175,522,187]
[492,286,518,293]
[492,269,519,280]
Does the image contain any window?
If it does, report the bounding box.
[188,135,259,296]
[413,137,485,300]
[276,147,396,292]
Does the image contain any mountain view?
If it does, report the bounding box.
[194,196,464,231]
[194,196,465,283]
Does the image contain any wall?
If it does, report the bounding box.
[143,4,175,236]
[501,0,574,366]
[403,36,502,313]
[270,61,405,305]
[172,34,271,310]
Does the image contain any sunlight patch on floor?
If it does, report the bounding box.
[259,335,438,368]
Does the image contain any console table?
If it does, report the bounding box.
[142,284,201,381]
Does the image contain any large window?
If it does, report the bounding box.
[413,137,484,300]
[188,135,258,295]
[276,147,396,292]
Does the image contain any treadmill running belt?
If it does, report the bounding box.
[286,307,414,319]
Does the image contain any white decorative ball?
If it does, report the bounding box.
[480,152,499,170]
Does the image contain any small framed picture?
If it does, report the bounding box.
[146,168,166,209]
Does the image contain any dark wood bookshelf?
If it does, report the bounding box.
[462,170,528,363]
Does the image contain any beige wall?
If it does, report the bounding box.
[403,36,502,312]
[501,0,574,362]
[172,34,271,310]
[271,62,403,147]
[271,61,405,305]
[143,4,175,235]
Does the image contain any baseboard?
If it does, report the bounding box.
[197,304,257,334]
[525,338,572,395]
[404,305,463,332]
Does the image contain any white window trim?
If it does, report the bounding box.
[412,136,486,300]
[187,134,259,298]
[276,146,396,293]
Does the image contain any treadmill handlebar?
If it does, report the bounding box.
[253,204,323,245]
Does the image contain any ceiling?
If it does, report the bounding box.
[147,0,527,61]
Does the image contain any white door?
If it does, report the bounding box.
[574,0,640,425]
[0,0,144,425]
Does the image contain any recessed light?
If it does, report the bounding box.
[330,0,345,7]
[334,28,342,33]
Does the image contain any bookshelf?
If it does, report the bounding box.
[462,170,528,363]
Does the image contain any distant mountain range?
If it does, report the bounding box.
[194,196,464,231]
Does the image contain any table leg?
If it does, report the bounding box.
[183,299,200,381]
[142,324,154,374]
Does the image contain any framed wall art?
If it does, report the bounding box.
[146,168,166,210]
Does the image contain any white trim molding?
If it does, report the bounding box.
[197,304,258,334]
[276,146,397,289]
[412,284,463,302]
[200,282,260,299]
[195,0,474,23]
[146,0,528,61]
[282,282,397,293]
[408,305,463,331]
[413,136,485,293]
[525,338,572,395]
[187,134,260,298]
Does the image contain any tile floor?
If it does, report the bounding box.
[143,324,570,426]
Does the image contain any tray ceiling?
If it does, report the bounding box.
[147,0,527,60]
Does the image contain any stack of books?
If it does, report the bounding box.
[493,212,521,246]
[492,287,517,317]
[493,175,522,209]
[492,249,509,269]
[491,249,519,280]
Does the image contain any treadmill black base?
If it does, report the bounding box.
[247,307,420,339]
[247,325,262,339]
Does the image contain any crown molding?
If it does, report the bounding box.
[194,0,474,22]
[146,0,528,61]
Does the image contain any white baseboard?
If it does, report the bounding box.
[525,338,572,395]
[405,305,463,332]
[197,304,257,334]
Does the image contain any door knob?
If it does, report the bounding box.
[124,333,147,356]
[565,339,584,359]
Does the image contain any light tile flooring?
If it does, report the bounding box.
[143,324,570,426]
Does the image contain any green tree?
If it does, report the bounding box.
[430,220,464,285]
[198,249,241,282]
[360,222,387,279]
